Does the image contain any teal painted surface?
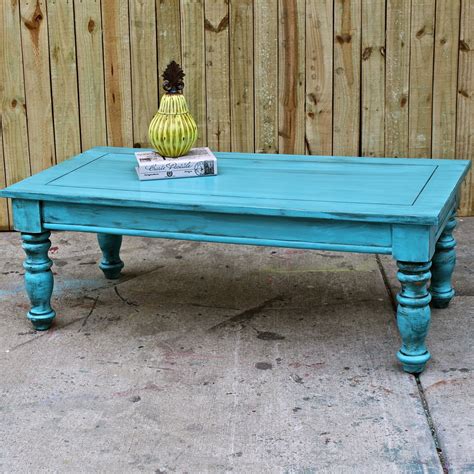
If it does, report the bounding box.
[97,233,124,279]
[42,202,393,252]
[391,224,437,262]
[13,199,43,233]
[43,223,393,254]
[430,213,457,308]
[21,232,56,331]
[1,147,471,372]
[0,148,470,225]
[396,261,432,374]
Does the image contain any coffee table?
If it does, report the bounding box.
[1,147,470,373]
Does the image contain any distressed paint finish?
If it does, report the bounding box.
[396,261,432,374]
[1,148,471,373]
[12,199,42,233]
[430,212,457,308]
[21,231,56,331]
[97,233,124,280]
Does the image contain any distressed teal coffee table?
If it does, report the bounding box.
[0,147,470,373]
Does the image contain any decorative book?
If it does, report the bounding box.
[135,147,218,181]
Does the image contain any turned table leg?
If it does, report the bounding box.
[21,232,56,331]
[97,233,124,279]
[430,213,457,308]
[396,261,432,374]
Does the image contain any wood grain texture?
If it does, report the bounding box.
[48,0,81,162]
[254,0,278,153]
[74,0,107,150]
[102,0,133,147]
[156,0,182,101]
[0,121,9,230]
[457,0,474,215]
[408,0,435,158]
[205,0,231,151]
[20,0,55,172]
[333,0,361,156]
[130,0,158,148]
[361,0,385,157]
[181,0,207,146]
[305,0,333,155]
[1,0,30,188]
[230,0,254,152]
[279,0,305,155]
[385,0,411,157]
[432,0,460,159]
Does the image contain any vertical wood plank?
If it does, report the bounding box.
[181,0,207,146]
[408,0,435,158]
[130,0,158,148]
[230,0,254,152]
[361,0,385,157]
[0,123,10,230]
[457,0,474,215]
[254,0,278,154]
[305,0,333,156]
[279,0,305,155]
[74,0,107,151]
[48,0,81,162]
[20,0,55,172]
[432,0,460,159]
[156,0,182,100]
[1,0,30,187]
[333,0,361,156]
[205,0,231,151]
[385,0,411,157]
[102,0,133,147]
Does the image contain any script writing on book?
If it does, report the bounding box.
[135,147,218,181]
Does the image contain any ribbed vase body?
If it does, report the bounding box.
[148,94,197,157]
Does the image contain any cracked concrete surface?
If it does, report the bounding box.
[0,221,472,472]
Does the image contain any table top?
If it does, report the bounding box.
[1,147,470,225]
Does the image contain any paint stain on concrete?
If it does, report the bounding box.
[208,296,283,331]
[256,331,285,341]
[288,361,325,369]
[113,383,162,398]
[425,378,468,391]
[290,374,304,384]
[255,362,273,370]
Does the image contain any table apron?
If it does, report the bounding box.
[41,202,395,255]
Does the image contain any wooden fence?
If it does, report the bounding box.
[1,0,473,230]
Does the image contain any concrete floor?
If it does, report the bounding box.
[0,219,472,473]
